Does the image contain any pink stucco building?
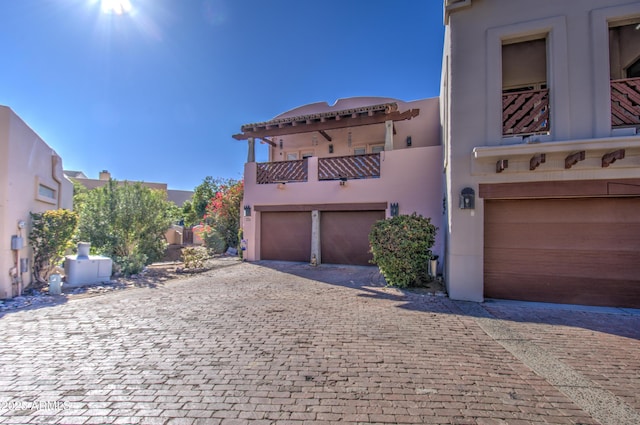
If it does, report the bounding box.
[235,96,443,268]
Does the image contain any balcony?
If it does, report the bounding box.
[256,153,380,184]
[318,153,380,180]
[502,88,549,136]
[611,77,640,128]
[256,159,308,184]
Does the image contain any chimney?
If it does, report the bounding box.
[99,170,111,181]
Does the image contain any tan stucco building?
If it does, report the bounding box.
[66,170,194,207]
[442,0,640,307]
[0,106,73,299]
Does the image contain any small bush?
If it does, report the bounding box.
[182,246,209,269]
[29,209,79,284]
[202,228,226,254]
[368,213,437,288]
[114,253,148,276]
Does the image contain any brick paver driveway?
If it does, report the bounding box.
[0,259,639,425]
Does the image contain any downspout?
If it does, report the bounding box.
[10,220,26,296]
[51,152,62,209]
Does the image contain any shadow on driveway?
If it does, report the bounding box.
[253,260,640,341]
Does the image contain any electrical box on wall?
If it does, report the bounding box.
[11,236,23,250]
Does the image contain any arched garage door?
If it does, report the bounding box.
[484,197,640,308]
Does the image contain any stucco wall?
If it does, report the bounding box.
[73,177,167,192]
[442,0,640,301]
[269,98,440,162]
[242,145,444,265]
[0,106,73,299]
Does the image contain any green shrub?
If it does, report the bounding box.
[182,246,209,269]
[114,253,147,276]
[29,209,79,284]
[201,228,226,254]
[368,213,437,288]
[76,180,173,276]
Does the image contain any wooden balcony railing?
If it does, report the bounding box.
[502,88,550,136]
[611,77,640,128]
[256,159,308,184]
[318,153,381,180]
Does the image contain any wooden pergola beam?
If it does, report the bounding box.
[318,130,332,142]
[233,109,420,140]
[260,137,276,147]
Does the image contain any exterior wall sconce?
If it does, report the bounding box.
[390,202,399,217]
[406,136,412,147]
[459,187,475,209]
[329,144,334,154]
[339,177,347,187]
[279,139,283,150]
[243,205,251,217]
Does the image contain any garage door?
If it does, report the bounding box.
[484,198,640,308]
[321,211,385,266]
[261,212,311,262]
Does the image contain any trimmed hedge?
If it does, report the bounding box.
[368,213,437,288]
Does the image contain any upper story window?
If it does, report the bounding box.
[38,184,55,199]
[502,37,550,137]
[609,21,640,129]
[35,177,57,205]
[353,144,384,155]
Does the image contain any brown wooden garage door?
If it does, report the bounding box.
[261,212,311,262]
[484,198,640,308]
[321,211,385,266]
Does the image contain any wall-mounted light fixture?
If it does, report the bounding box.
[243,205,251,217]
[339,177,347,187]
[329,144,334,154]
[459,187,475,209]
[406,136,412,147]
[279,139,283,150]
[390,202,399,217]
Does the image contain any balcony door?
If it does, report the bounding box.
[502,37,549,136]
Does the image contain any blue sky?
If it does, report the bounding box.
[0,0,444,191]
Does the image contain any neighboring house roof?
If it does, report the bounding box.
[63,170,88,179]
[64,170,194,206]
[233,96,420,141]
[167,189,193,207]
